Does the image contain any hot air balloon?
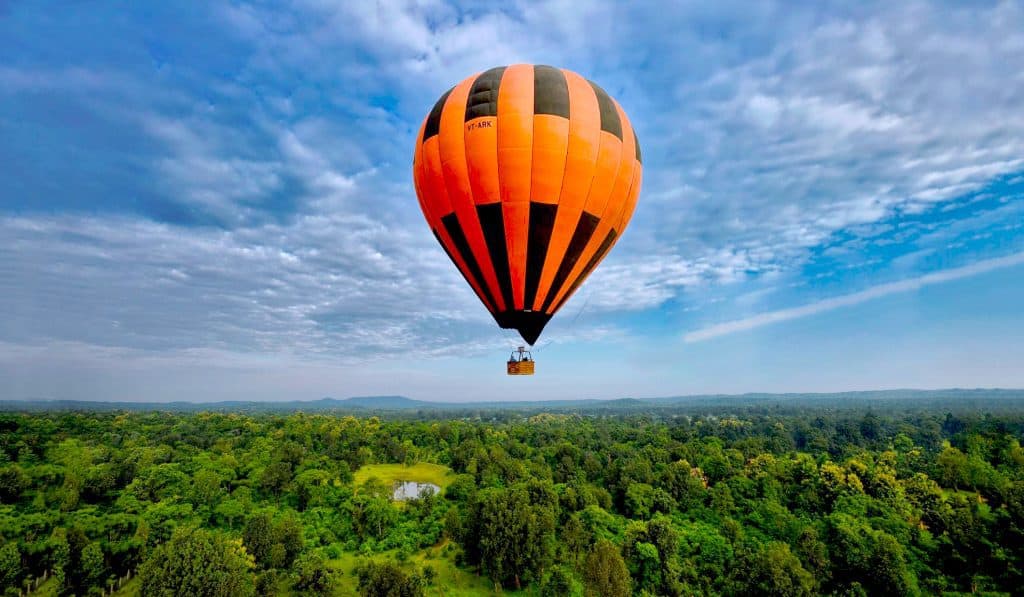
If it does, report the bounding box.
[412,64,642,374]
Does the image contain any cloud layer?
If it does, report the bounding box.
[1,1,1023,398]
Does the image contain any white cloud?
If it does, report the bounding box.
[0,210,494,358]
[3,0,1024,381]
[51,1,1024,297]
[684,251,1024,343]
[626,0,1024,298]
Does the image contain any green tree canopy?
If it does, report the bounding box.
[583,539,630,597]
[139,526,255,597]
[355,560,423,597]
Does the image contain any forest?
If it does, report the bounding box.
[2,403,1024,596]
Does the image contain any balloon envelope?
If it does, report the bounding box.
[413,64,642,344]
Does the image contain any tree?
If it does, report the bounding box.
[540,566,578,597]
[274,515,304,569]
[189,468,226,510]
[139,526,255,597]
[353,494,398,540]
[794,527,827,577]
[468,486,556,589]
[663,460,707,510]
[623,517,681,595]
[677,521,734,593]
[82,463,118,502]
[243,513,275,569]
[630,542,662,593]
[860,412,881,441]
[728,542,817,597]
[294,469,332,510]
[937,446,969,489]
[443,474,476,502]
[215,498,247,528]
[49,528,71,588]
[80,542,106,590]
[243,512,304,570]
[0,542,22,592]
[562,515,589,564]
[255,570,279,597]
[293,552,334,595]
[0,465,28,503]
[355,560,423,597]
[903,473,948,532]
[624,483,657,519]
[827,513,918,595]
[260,461,293,496]
[583,539,630,597]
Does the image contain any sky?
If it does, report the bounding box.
[2,1,1023,403]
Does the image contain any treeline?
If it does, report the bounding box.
[1,408,1024,595]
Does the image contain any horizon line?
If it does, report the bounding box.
[4,387,1023,406]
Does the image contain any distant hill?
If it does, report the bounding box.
[3,388,1024,414]
[336,396,432,409]
[643,388,1024,408]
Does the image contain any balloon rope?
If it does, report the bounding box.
[532,292,591,354]
[533,339,554,353]
[568,292,592,329]
[499,325,519,348]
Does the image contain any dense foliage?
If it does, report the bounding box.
[2,406,1024,595]
[138,526,255,597]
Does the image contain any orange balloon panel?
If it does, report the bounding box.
[413,64,642,345]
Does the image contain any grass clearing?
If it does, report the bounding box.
[352,462,456,492]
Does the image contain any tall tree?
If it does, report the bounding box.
[0,465,28,503]
[727,542,817,597]
[139,527,255,597]
[293,552,334,595]
[80,542,107,591]
[243,513,275,569]
[469,486,556,589]
[583,539,630,597]
[0,542,22,592]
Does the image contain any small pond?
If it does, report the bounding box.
[392,480,440,501]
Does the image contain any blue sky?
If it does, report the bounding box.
[2,1,1023,402]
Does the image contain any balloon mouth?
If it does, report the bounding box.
[494,311,552,346]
